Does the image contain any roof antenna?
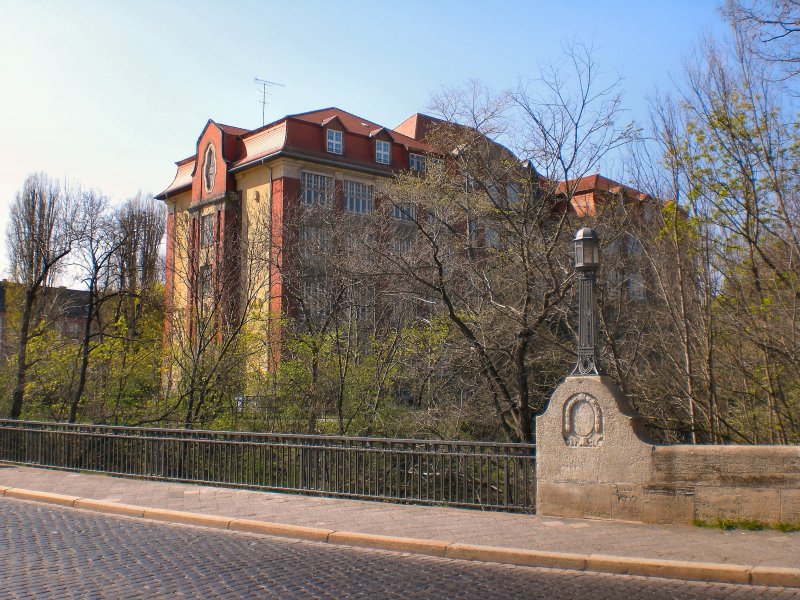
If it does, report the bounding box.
[254,78,284,126]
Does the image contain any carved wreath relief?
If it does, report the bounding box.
[563,392,603,447]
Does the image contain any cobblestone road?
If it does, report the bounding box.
[4,465,799,569]
[2,498,799,600]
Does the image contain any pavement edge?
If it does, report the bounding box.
[2,486,799,589]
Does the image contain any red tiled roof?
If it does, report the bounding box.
[558,174,626,195]
[393,113,444,141]
[290,107,382,133]
[158,109,438,198]
[289,107,428,150]
[217,123,250,136]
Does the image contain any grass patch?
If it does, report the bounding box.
[694,518,799,532]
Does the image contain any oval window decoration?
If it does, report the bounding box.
[203,144,216,193]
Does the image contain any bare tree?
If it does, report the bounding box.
[627,25,800,444]
[724,0,800,79]
[269,191,403,435]
[6,174,75,419]
[67,190,128,423]
[376,49,635,443]
[163,204,272,428]
[115,194,166,331]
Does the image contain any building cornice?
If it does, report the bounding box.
[230,149,396,178]
[186,191,240,214]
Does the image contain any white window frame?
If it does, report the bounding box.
[343,180,374,214]
[301,172,333,207]
[375,140,391,165]
[327,129,343,154]
[391,203,416,221]
[408,153,425,173]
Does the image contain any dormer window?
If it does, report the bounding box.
[327,129,343,154]
[375,140,391,165]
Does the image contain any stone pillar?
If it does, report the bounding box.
[536,375,654,521]
[537,375,800,524]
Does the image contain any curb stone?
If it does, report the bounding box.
[328,531,450,557]
[586,554,751,584]
[445,544,587,570]
[1,486,799,589]
[229,518,333,542]
[5,488,79,507]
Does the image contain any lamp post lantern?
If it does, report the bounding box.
[572,227,602,376]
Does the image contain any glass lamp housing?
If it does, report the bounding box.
[574,227,600,271]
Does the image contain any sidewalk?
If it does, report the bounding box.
[1,463,799,586]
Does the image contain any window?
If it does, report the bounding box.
[200,214,214,248]
[349,285,375,323]
[626,234,643,259]
[199,264,212,300]
[506,184,520,204]
[468,220,479,245]
[300,225,329,256]
[409,153,425,173]
[300,225,325,245]
[391,203,416,221]
[628,273,646,300]
[343,180,374,214]
[327,129,343,154]
[345,233,376,254]
[484,227,501,249]
[300,279,326,316]
[301,172,333,207]
[375,140,391,164]
[393,238,413,255]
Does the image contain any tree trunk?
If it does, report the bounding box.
[9,288,36,420]
[69,290,95,423]
[513,329,533,444]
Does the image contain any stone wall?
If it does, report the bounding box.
[536,376,800,524]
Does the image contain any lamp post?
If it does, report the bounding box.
[572,227,602,376]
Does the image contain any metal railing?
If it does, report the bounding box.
[0,420,536,512]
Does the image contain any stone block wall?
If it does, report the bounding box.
[536,376,800,524]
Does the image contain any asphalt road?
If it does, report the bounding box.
[1,497,798,599]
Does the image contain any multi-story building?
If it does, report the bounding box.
[156,107,646,369]
[0,281,91,358]
[156,108,439,366]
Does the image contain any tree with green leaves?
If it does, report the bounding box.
[6,173,76,419]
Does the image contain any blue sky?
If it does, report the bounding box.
[0,0,727,274]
